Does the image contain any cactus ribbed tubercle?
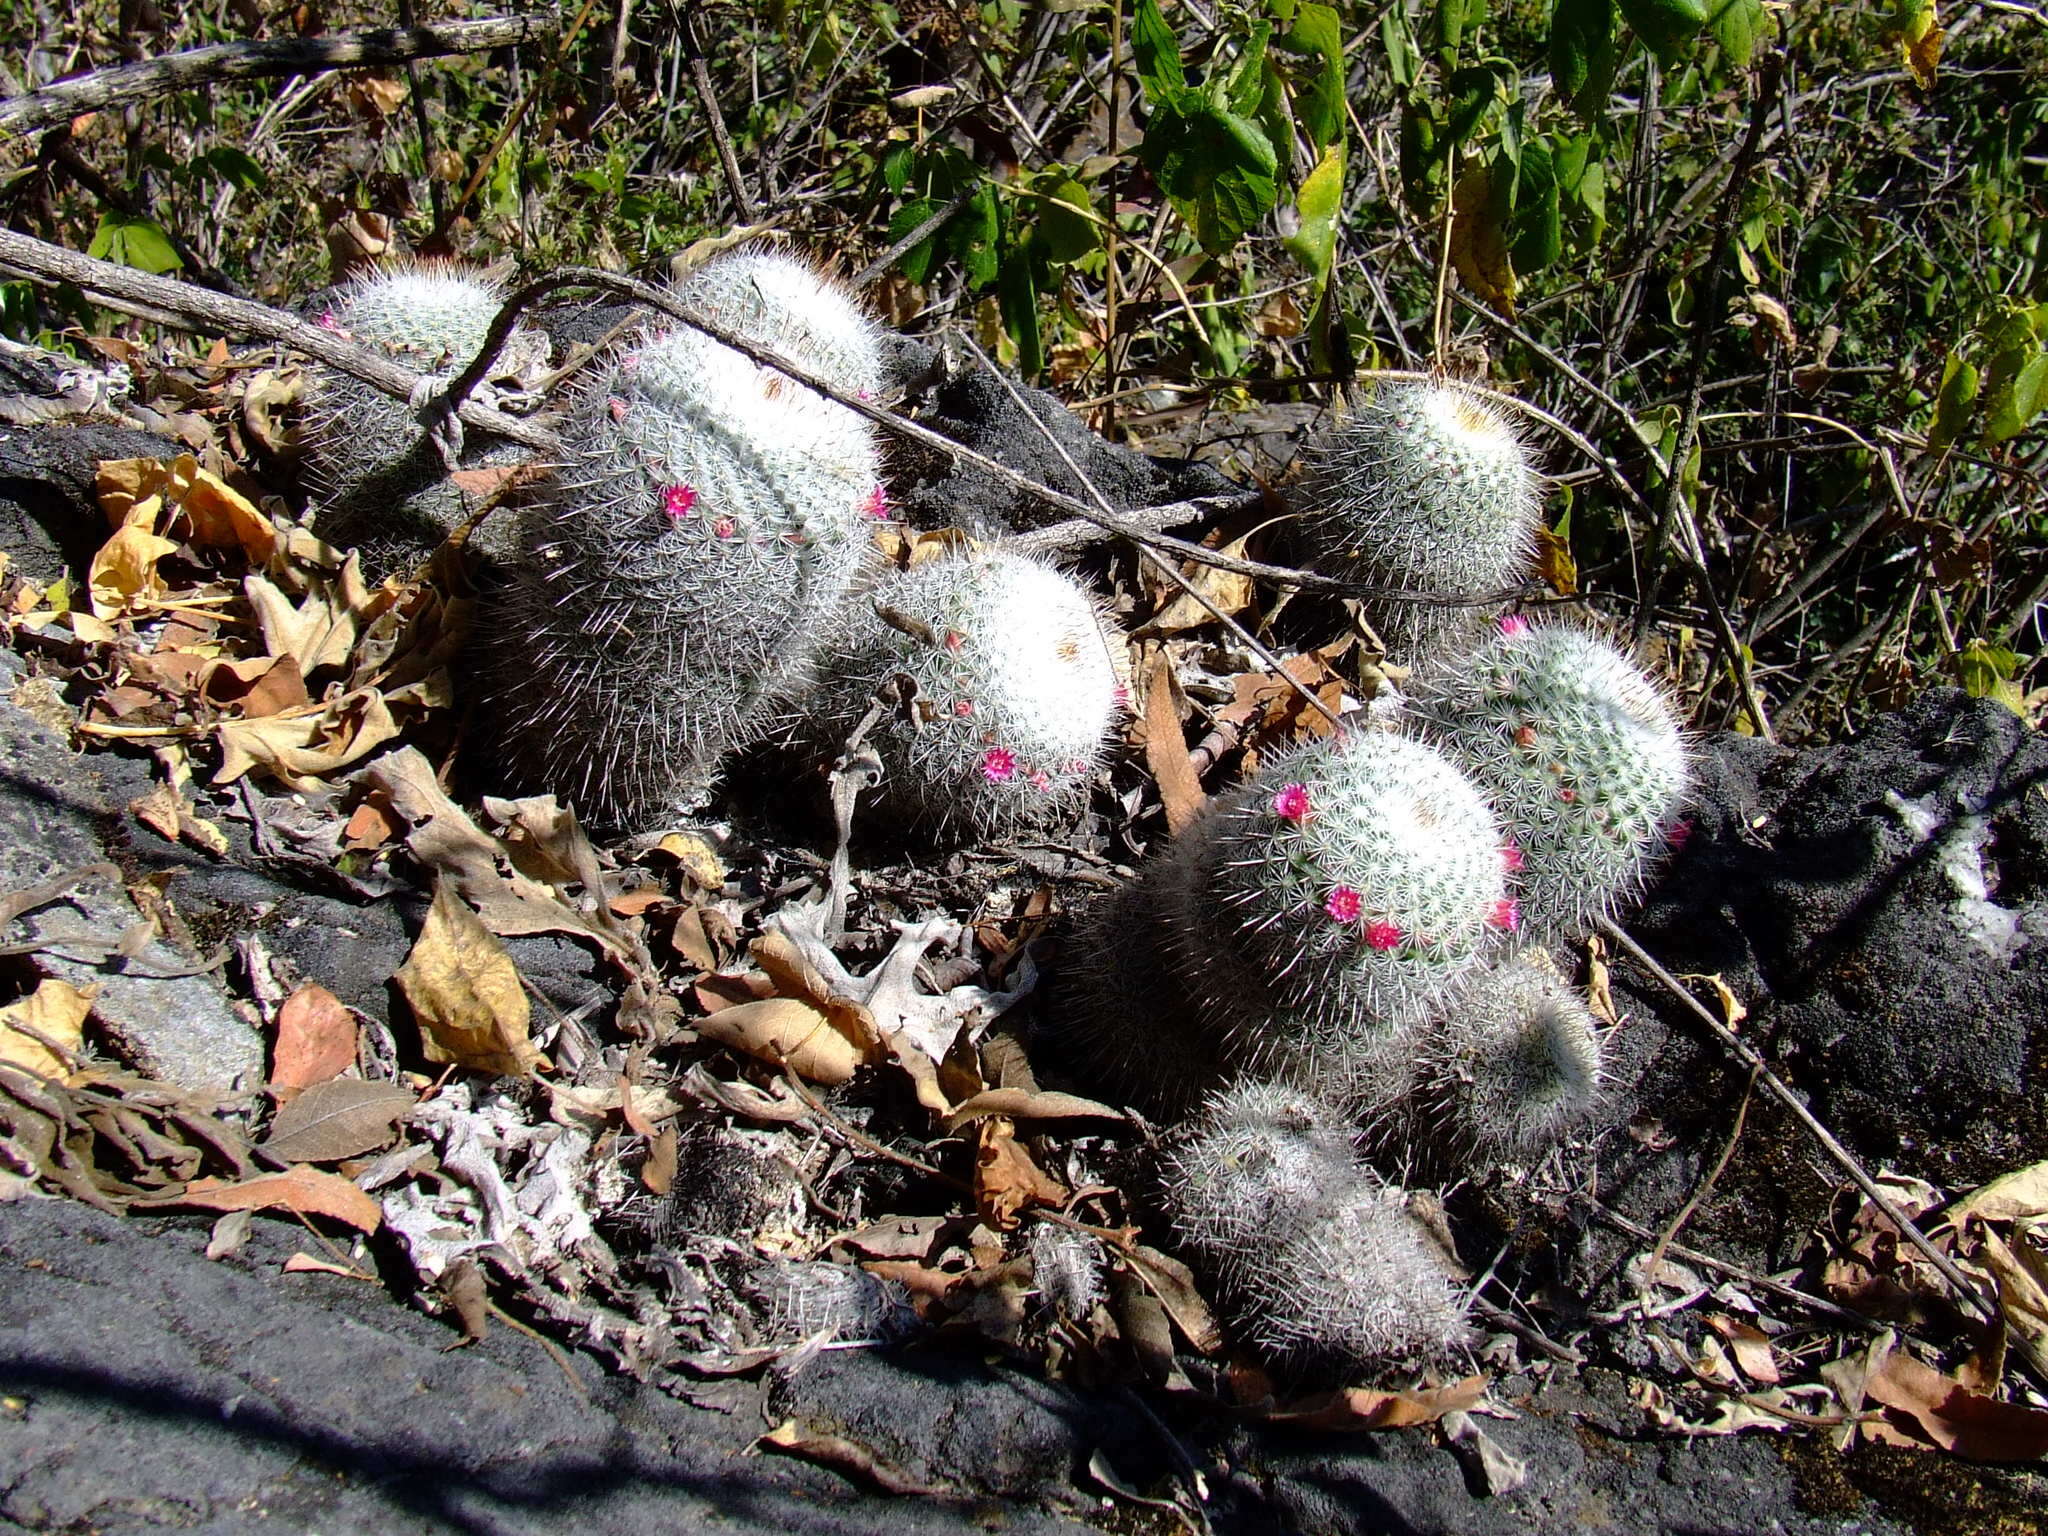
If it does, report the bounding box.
[672,248,889,401]
[1413,949,1604,1167]
[814,547,1125,837]
[1410,620,1689,938]
[1293,380,1541,653]
[489,320,882,829]
[303,264,548,562]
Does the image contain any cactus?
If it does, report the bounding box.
[1405,948,1605,1169]
[671,248,889,402]
[1408,619,1690,938]
[1293,380,1541,655]
[486,317,883,829]
[1027,1222,1109,1320]
[742,1258,914,1344]
[808,547,1126,838]
[1160,1083,1470,1371]
[1137,730,1514,1104]
[302,264,550,566]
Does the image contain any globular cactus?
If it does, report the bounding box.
[302,264,550,566]
[1160,1083,1471,1373]
[808,547,1126,839]
[1408,619,1690,939]
[671,248,889,402]
[1404,948,1605,1170]
[1293,380,1541,656]
[742,1258,914,1344]
[1027,1222,1109,1320]
[488,314,885,829]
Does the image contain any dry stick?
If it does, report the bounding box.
[442,0,604,238]
[0,15,555,139]
[1646,1064,1758,1284]
[850,185,977,290]
[678,1,758,223]
[1632,56,1781,650]
[1597,916,2048,1394]
[956,331,1342,730]
[0,226,552,452]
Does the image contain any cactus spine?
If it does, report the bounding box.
[490,296,884,829]
[302,264,549,565]
[811,547,1126,838]
[1293,380,1541,655]
[671,248,889,401]
[1405,948,1605,1170]
[1160,1083,1470,1372]
[1409,620,1690,939]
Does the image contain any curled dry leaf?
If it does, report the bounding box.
[942,1087,1123,1132]
[261,1076,414,1163]
[1140,654,1205,836]
[547,1080,690,1132]
[1706,1314,1782,1386]
[97,454,280,565]
[1864,1348,2048,1461]
[243,558,375,676]
[0,978,92,1079]
[693,997,874,1086]
[1259,1375,1490,1432]
[973,1115,1068,1229]
[1122,1242,1224,1356]
[213,688,401,790]
[88,521,179,619]
[270,981,358,1094]
[757,1419,953,1498]
[394,881,547,1078]
[162,1163,382,1231]
[1143,532,1257,636]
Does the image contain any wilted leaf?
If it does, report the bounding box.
[262,1076,414,1162]
[88,520,179,619]
[694,997,870,1085]
[1534,519,1578,596]
[641,1126,679,1194]
[974,1115,1068,1229]
[1141,656,1205,836]
[546,1080,690,1131]
[270,981,358,1094]
[166,1163,382,1231]
[943,1087,1123,1131]
[213,688,401,790]
[1145,536,1258,636]
[757,1419,953,1498]
[243,560,374,675]
[394,880,546,1078]
[1260,1374,1489,1430]
[0,979,92,1079]
[1892,0,1941,89]
[656,830,728,890]
[1950,1160,2048,1226]
[1865,1348,2048,1460]
[1124,1242,1224,1355]
[1451,160,1516,316]
[1707,1314,1782,1384]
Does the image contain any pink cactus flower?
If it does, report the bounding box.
[1325,887,1363,923]
[1271,783,1312,824]
[662,484,697,519]
[1112,684,1131,708]
[1030,771,1052,792]
[944,630,965,652]
[862,484,891,520]
[1501,842,1524,873]
[712,516,736,539]
[607,397,629,423]
[1666,817,1695,851]
[857,387,876,402]
[953,698,974,717]
[316,309,340,331]
[981,747,1018,783]
[1364,920,1404,951]
[1498,613,1532,639]
[1558,786,1577,804]
[1488,898,1521,931]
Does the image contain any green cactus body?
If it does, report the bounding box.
[1294,380,1541,655]
[1161,1084,1470,1371]
[1149,731,1512,1100]
[490,321,883,829]
[672,249,888,401]
[1409,620,1690,938]
[303,265,549,565]
[1409,948,1605,1169]
[812,547,1126,838]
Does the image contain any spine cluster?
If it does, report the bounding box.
[302,264,549,566]
[810,547,1127,838]
[487,253,886,829]
[1293,380,1541,657]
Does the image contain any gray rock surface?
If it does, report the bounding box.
[0,651,264,1095]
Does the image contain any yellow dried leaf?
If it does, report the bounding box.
[394,881,546,1078]
[1451,161,1516,317]
[243,556,374,675]
[88,521,180,619]
[1145,534,1257,636]
[1534,522,1577,597]
[694,996,868,1085]
[655,831,727,891]
[0,979,92,1079]
[212,688,400,790]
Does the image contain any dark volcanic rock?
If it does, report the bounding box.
[0,420,185,585]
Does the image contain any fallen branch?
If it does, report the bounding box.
[0,16,556,140]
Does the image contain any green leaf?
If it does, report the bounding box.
[1550,0,1621,121]
[1619,0,1707,67]
[948,183,1002,288]
[1509,139,1563,274]
[1132,0,1187,103]
[881,142,914,195]
[1381,5,1419,88]
[1224,22,1273,117]
[1553,131,1608,245]
[1983,348,2048,444]
[1705,0,1766,68]
[885,197,943,284]
[1929,352,1980,452]
[1142,102,1280,255]
[1272,3,1346,151]
[1956,639,2026,714]
[1443,63,1507,146]
[85,214,181,275]
[998,243,1043,381]
[199,145,267,194]
[1436,0,1489,55]
[1281,141,1345,307]
[1037,174,1100,264]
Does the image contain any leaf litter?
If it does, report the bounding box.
[0,378,2040,1523]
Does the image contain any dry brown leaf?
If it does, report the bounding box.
[394,881,547,1078]
[1144,534,1257,635]
[261,1076,414,1162]
[243,560,374,676]
[0,979,92,1079]
[1707,1314,1782,1385]
[1123,1242,1225,1355]
[546,1080,690,1131]
[167,1163,382,1231]
[1865,1348,2048,1461]
[270,981,358,1095]
[655,830,728,891]
[239,367,302,457]
[607,888,668,917]
[88,520,179,619]
[641,1126,678,1195]
[887,1030,954,1117]
[757,1419,953,1498]
[1261,1374,1489,1431]
[943,1087,1123,1131]
[1533,521,1577,597]
[1950,1161,2048,1227]
[97,453,279,568]
[282,1251,375,1279]
[974,1116,1067,1229]
[213,688,401,790]
[672,905,737,971]
[1141,655,1205,835]
[203,654,312,718]
[693,997,869,1085]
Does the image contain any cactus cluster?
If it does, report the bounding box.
[1293,380,1540,657]
[1409,619,1690,939]
[807,547,1126,838]
[486,257,888,829]
[302,264,550,566]
[1159,1084,1471,1373]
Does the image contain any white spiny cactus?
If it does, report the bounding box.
[671,247,889,401]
